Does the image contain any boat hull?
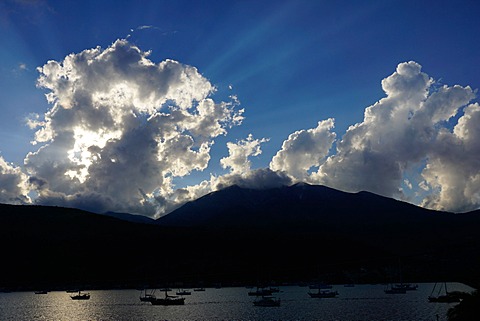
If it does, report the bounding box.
[140,295,156,302]
[428,295,461,303]
[71,294,90,300]
[151,297,185,305]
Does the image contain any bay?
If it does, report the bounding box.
[0,283,473,320]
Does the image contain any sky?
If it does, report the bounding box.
[0,0,479,217]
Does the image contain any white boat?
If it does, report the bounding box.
[140,289,156,302]
[150,289,185,305]
[384,284,406,294]
[71,290,90,300]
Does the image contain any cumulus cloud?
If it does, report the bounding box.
[161,168,292,215]
[2,52,479,216]
[0,156,30,204]
[274,61,477,212]
[420,102,480,212]
[25,39,243,216]
[216,134,291,190]
[214,168,292,190]
[270,119,336,181]
[220,134,269,174]
[155,136,290,215]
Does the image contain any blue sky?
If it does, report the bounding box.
[0,0,479,216]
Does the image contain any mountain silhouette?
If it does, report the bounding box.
[1,184,480,290]
[156,183,480,285]
[157,183,466,234]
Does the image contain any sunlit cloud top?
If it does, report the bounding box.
[23,39,243,215]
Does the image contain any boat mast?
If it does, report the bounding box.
[429,282,437,297]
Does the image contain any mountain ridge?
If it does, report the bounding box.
[156,183,459,232]
[1,184,480,290]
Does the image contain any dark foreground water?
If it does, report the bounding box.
[0,283,473,320]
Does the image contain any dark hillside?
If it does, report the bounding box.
[1,184,480,290]
[158,184,480,283]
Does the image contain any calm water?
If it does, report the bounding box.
[0,283,473,320]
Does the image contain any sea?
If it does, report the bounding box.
[0,283,473,321]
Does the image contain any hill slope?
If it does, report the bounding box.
[156,183,480,282]
[1,185,480,289]
[157,183,459,232]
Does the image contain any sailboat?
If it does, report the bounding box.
[384,284,407,294]
[139,289,156,302]
[428,282,463,303]
[150,288,185,305]
[384,260,414,294]
[71,290,90,300]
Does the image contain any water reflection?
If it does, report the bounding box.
[0,283,474,321]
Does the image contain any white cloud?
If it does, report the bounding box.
[0,156,30,204]
[12,62,29,77]
[419,180,430,191]
[420,103,480,212]
[26,39,243,216]
[220,134,269,174]
[404,179,412,190]
[154,136,288,216]
[301,61,476,212]
[138,25,155,30]
[270,119,336,181]
[214,168,292,191]
[2,53,478,216]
